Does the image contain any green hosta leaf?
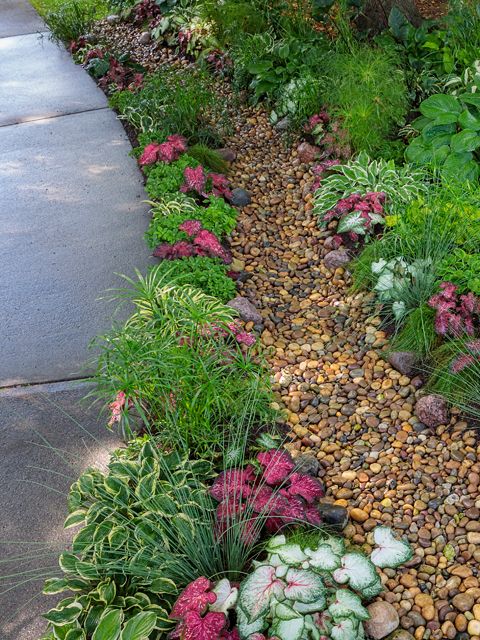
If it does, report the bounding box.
[458,109,480,131]
[459,92,480,109]
[72,524,97,554]
[274,544,308,565]
[431,112,459,125]
[329,589,370,621]
[85,605,104,635]
[43,603,83,626]
[120,611,157,640]
[43,578,69,595]
[305,543,342,571]
[450,130,480,153]
[149,577,177,595]
[239,565,285,623]
[92,609,123,640]
[421,122,455,146]
[420,94,461,119]
[330,617,360,640]
[333,553,378,591]
[59,552,78,574]
[65,630,86,640]
[284,568,325,604]
[97,580,116,605]
[271,604,305,640]
[371,526,413,568]
[75,561,100,580]
[64,510,87,529]
[442,152,480,182]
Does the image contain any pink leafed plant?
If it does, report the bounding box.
[193,229,232,263]
[208,173,233,200]
[139,142,163,166]
[181,165,208,196]
[179,219,203,237]
[429,282,480,337]
[139,134,187,166]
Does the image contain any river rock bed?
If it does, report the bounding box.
[94,23,480,640]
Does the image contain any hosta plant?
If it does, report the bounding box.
[406,92,480,182]
[237,527,412,640]
[314,152,427,219]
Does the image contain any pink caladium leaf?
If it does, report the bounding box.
[193,229,231,263]
[153,241,196,260]
[139,143,162,166]
[167,134,188,153]
[181,610,227,640]
[208,173,233,199]
[179,219,203,237]
[235,331,256,347]
[286,473,324,504]
[210,468,255,502]
[220,629,241,640]
[251,486,287,514]
[257,449,295,485]
[170,577,217,619]
[180,165,207,196]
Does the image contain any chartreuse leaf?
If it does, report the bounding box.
[238,565,285,623]
[333,553,378,591]
[120,611,157,640]
[284,568,325,605]
[43,603,83,626]
[305,543,341,571]
[371,526,413,568]
[92,609,123,640]
[328,589,370,621]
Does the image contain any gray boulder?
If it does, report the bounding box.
[388,351,417,377]
[230,188,252,207]
[227,296,262,324]
[324,249,350,270]
[415,394,450,428]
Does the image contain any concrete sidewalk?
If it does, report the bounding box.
[0,3,149,637]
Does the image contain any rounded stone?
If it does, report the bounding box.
[364,601,400,639]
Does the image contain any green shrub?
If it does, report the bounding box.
[145,155,199,200]
[322,44,409,156]
[41,0,107,43]
[438,248,480,295]
[145,195,238,247]
[109,67,230,145]
[92,269,275,452]
[149,258,236,302]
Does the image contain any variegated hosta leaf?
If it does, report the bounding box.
[330,616,361,640]
[332,553,378,592]
[328,589,370,621]
[371,526,413,568]
[304,544,341,571]
[270,603,305,640]
[238,565,285,623]
[284,568,326,605]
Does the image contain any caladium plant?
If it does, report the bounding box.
[237,528,412,640]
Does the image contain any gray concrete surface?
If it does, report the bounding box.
[0,33,108,126]
[0,108,151,385]
[0,0,45,38]
[0,381,122,640]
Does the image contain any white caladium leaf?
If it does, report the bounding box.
[271,610,305,640]
[333,553,378,592]
[210,578,238,614]
[328,589,370,621]
[371,259,387,274]
[305,544,341,571]
[294,598,327,614]
[371,526,413,568]
[330,617,360,640]
[275,564,289,579]
[361,576,383,600]
[275,602,302,621]
[337,211,367,235]
[239,565,285,623]
[275,544,308,566]
[322,537,346,557]
[267,535,287,550]
[236,605,265,638]
[284,568,325,604]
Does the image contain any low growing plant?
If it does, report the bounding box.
[145,155,200,199]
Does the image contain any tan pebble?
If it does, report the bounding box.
[414,627,425,640]
[370,463,382,473]
[474,604,480,621]
[350,508,369,523]
[415,594,434,608]
[468,620,480,636]
[422,604,435,621]
[441,621,456,639]
[455,613,468,631]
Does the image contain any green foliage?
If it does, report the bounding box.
[109,68,230,145]
[92,269,275,451]
[438,248,480,294]
[390,304,438,358]
[41,0,107,43]
[145,155,199,200]
[314,152,428,217]
[406,92,480,181]
[322,44,409,156]
[188,144,229,174]
[148,258,236,302]
[145,196,238,247]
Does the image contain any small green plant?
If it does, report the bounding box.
[148,258,236,302]
[145,155,200,200]
[314,152,428,218]
[406,92,480,181]
[322,44,409,157]
[438,248,480,294]
[109,67,230,145]
[42,0,107,43]
[237,528,412,639]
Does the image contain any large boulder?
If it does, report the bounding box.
[388,351,417,377]
[364,601,400,639]
[227,296,262,324]
[230,188,252,207]
[324,249,350,270]
[415,394,450,428]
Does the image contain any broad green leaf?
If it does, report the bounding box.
[328,589,370,621]
[450,130,480,153]
[420,94,461,119]
[84,605,104,636]
[458,109,480,131]
[284,568,325,606]
[332,553,378,591]
[43,578,69,595]
[431,112,459,125]
[149,577,177,595]
[238,565,285,623]
[305,543,341,571]
[459,92,480,109]
[59,552,78,573]
[64,510,87,529]
[371,526,413,568]
[92,609,123,640]
[43,603,83,626]
[442,152,480,183]
[65,630,86,640]
[97,580,116,605]
[120,611,157,640]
